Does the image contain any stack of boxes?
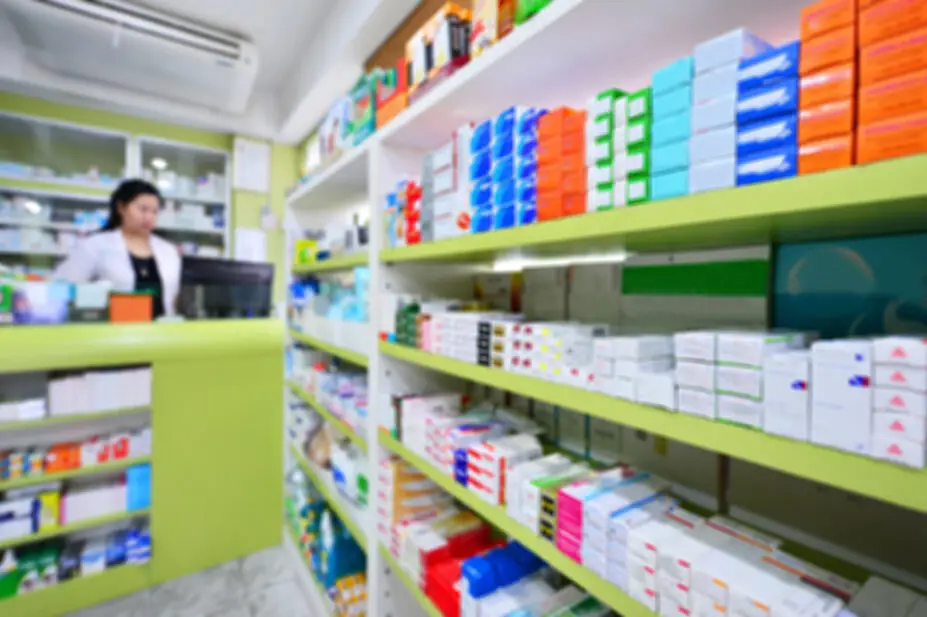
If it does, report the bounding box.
[762,350,812,441]
[537,108,586,220]
[811,339,873,457]
[585,88,625,211]
[674,331,719,419]
[692,29,771,194]
[858,0,927,164]
[650,58,694,201]
[428,126,470,241]
[872,337,927,468]
[492,106,544,229]
[798,0,857,176]
[620,89,653,205]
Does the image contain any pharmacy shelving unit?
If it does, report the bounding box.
[280,2,927,617]
[0,112,231,261]
[287,381,368,453]
[0,320,282,617]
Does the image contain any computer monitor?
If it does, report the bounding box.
[178,257,274,319]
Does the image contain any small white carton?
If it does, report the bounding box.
[874,337,927,368]
[676,361,716,392]
[674,331,717,363]
[677,387,717,420]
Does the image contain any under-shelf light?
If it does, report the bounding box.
[489,248,631,272]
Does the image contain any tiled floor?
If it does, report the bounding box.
[67,545,315,617]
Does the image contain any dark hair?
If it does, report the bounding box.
[102,179,163,231]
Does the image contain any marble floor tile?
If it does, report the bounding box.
[240,546,295,598]
[149,561,245,617]
[247,580,313,617]
[67,589,151,617]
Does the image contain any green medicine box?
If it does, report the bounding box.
[627,176,651,205]
[625,117,651,150]
[628,87,652,121]
[588,87,626,121]
[623,145,650,178]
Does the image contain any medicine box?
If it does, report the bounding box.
[875,336,927,367]
[653,85,693,121]
[737,114,798,158]
[737,144,798,186]
[859,69,927,126]
[587,88,626,120]
[694,28,772,74]
[691,124,736,165]
[859,0,927,48]
[860,27,927,87]
[801,0,855,41]
[650,169,689,201]
[875,387,927,416]
[800,63,856,108]
[799,134,855,175]
[857,110,927,165]
[736,78,800,126]
[763,350,811,441]
[627,88,652,121]
[718,393,763,429]
[800,26,856,76]
[652,111,692,147]
[651,140,689,174]
[675,360,716,391]
[690,156,736,193]
[693,62,739,106]
[799,100,854,144]
[674,331,717,362]
[717,331,808,367]
[717,365,763,399]
[738,41,801,94]
[875,364,927,392]
[653,56,695,96]
[692,95,737,134]
[677,387,716,419]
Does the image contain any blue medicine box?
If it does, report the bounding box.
[517,179,537,204]
[738,41,800,95]
[651,140,690,175]
[517,201,536,226]
[652,56,695,96]
[652,111,692,147]
[651,169,689,201]
[471,206,493,233]
[653,85,693,121]
[736,144,798,186]
[493,180,516,206]
[494,106,543,138]
[736,78,799,126]
[494,204,515,230]
[470,150,492,182]
[736,113,798,158]
[127,464,151,511]
[470,120,492,153]
[471,177,492,208]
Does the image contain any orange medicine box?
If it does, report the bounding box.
[802,0,857,40]
[800,134,856,174]
[860,27,927,86]
[858,110,927,163]
[537,191,563,221]
[799,99,856,143]
[800,26,857,75]
[800,63,856,106]
[562,192,587,216]
[860,0,927,47]
[538,108,584,138]
[859,68,927,124]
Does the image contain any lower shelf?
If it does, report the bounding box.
[2,563,151,617]
[0,508,151,552]
[379,544,443,617]
[283,522,333,617]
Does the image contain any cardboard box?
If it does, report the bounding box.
[800,26,857,76]
[799,134,855,175]
[860,69,927,125]
[861,27,927,86]
[858,110,927,164]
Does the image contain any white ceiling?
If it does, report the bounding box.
[0,0,420,143]
[133,0,333,89]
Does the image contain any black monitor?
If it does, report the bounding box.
[179,257,274,319]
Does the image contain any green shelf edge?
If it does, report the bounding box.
[380,156,927,263]
[289,443,367,549]
[292,253,369,273]
[0,456,151,492]
[379,544,444,617]
[1,563,151,617]
[379,434,656,617]
[289,329,369,367]
[379,341,927,514]
[0,508,151,552]
[0,177,112,199]
[287,382,368,454]
[0,407,149,433]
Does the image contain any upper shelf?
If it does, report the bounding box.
[376,0,807,150]
[286,141,370,210]
[381,156,927,264]
[292,252,368,274]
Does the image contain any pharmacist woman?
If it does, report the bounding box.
[55,179,181,318]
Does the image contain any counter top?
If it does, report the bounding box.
[0,319,284,372]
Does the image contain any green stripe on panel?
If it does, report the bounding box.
[622,260,769,297]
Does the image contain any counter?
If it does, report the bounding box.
[0,319,284,616]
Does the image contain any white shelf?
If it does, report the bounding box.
[160,193,227,206]
[0,247,65,257]
[286,140,371,210]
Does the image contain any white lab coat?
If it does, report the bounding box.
[54,230,182,316]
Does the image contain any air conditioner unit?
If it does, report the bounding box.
[2,0,259,114]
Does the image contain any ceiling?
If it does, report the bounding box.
[0,0,420,143]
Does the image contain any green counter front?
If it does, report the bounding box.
[0,319,284,617]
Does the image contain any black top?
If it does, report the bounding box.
[129,253,164,319]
